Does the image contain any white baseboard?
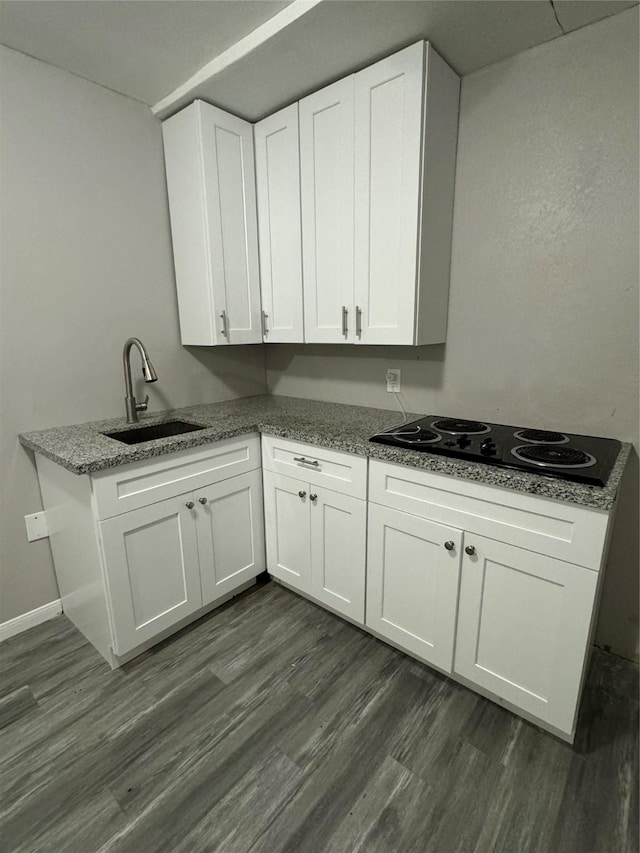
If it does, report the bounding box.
[0,599,63,642]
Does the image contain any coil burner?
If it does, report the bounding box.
[431,419,490,435]
[511,445,596,469]
[513,429,569,444]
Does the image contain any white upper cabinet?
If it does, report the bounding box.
[254,104,304,343]
[162,101,262,346]
[353,42,424,345]
[300,42,460,345]
[355,42,460,345]
[163,43,458,348]
[300,77,356,343]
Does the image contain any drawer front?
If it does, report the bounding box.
[368,460,609,570]
[93,434,261,519]
[261,435,367,498]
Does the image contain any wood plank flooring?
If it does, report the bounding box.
[1,579,638,853]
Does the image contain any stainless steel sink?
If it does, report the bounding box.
[103,420,206,445]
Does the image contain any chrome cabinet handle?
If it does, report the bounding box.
[198,497,207,505]
[185,501,195,509]
[220,310,228,337]
[465,545,476,556]
[262,310,269,337]
[444,541,455,551]
[342,305,348,337]
[298,490,307,499]
[293,457,319,467]
[356,305,362,338]
[310,493,318,502]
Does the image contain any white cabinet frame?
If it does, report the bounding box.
[254,104,304,342]
[163,100,262,346]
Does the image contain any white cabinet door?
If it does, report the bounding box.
[310,488,366,624]
[263,470,311,593]
[195,470,266,606]
[354,42,424,345]
[162,100,262,346]
[254,104,304,343]
[454,535,599,735]
[100,496,202,655]
[366,503,462,672]
[300,76,355,343]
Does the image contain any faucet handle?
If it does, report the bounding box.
[135,395,149,413]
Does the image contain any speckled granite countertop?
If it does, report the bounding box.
[20,395,630,510]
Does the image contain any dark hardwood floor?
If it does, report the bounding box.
[1,579,638,853]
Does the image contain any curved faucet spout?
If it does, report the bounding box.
[123,337,158,423]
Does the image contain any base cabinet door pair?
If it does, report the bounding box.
[100,470,265,655]
[263,471,366,624]
[366,461,609,738]
[36,435,266,668]
[261,434,368,623]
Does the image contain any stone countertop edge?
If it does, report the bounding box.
[19,395,631,512]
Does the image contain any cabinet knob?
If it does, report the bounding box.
[444,540,455,551]
[198,497,207,505]
[298,490,307,499]
[185,501,195,509]
[310,494,318,502]
[465,545,476,556]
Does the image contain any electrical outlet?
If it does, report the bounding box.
[25,512,48,542]
[386,368,401,393]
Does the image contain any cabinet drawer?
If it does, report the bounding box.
[92,434,261,519]
[261,435,367,498]
[368,460,609,570]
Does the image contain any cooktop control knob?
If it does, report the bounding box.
[480,438,497,456]
[457,435,471,448]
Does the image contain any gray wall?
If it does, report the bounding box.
[0,47,267,624]
[267,9,640,659]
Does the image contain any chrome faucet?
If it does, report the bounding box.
[123,337,158,423]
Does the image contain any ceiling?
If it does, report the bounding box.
[1,0,637,121]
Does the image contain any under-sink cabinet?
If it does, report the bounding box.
[35,435,265,667]
[262,436,367,624]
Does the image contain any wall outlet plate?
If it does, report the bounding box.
[25,512,48,542]
[386,368,401,393]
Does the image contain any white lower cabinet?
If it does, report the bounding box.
[365,503,462,672]
[263,470,366,624]
[264,470,311,593]
[367,458,613,741]
[37,432,617,740]
[310,483,366,622]
[196,470,265,606]
[35,435,265,667]
[100,468,265,656]
[453,534,598,734]
[100,496,203,654]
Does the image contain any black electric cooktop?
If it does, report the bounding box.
[370,416,621,487]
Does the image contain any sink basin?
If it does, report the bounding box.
[103,420,207,445]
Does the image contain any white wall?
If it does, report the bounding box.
[0,47,267,624]
[267,9,640,659]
